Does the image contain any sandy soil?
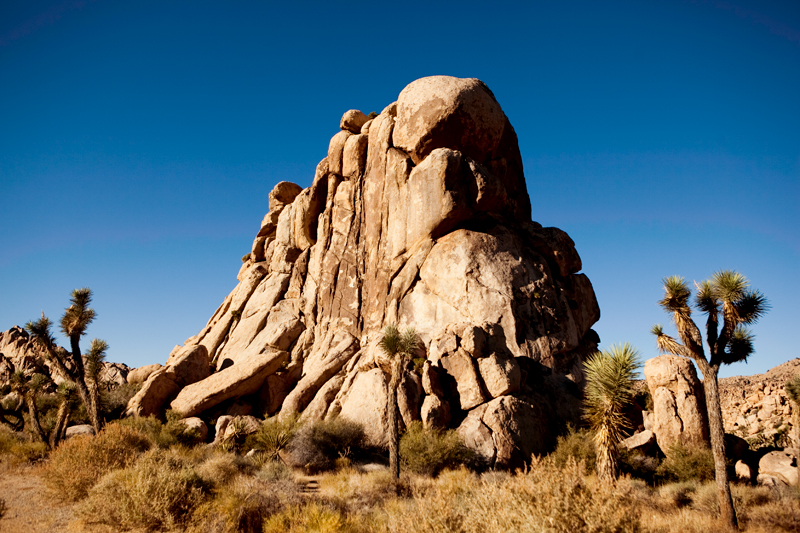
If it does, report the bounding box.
[0,463,120,533]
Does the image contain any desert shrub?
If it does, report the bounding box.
[381,457,640,533]
[43,422,151,500]
[658,480,699,508]
[287,417,365,472]
[190,476,286,533]
[101,382,142,420]
[0,425,48,466]
[262,502,368,533]
[257,459,293,483]
[195,450,257,487]
[655,444,715,483]
[78,447,210,530]
[618,448,660,483]
[118,410,204,448]
[738,483,800,532]
[399,421,474,476]
[551,425,596,474]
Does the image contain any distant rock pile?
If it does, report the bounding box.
[125,75,601,467]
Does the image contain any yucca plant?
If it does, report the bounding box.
[583,343,641,482]
[378,324,419,480]
[651,270,768,529]
[26,288,109,433]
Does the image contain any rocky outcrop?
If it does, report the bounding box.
[0,326,130,390]
[126,76,601,465]
[644,355,709,455]
[719,358,799,447]
[757,448,799,486]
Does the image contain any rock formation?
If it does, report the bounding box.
[644,355,709,455]
[126,75,601,468]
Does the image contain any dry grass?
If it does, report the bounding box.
[41,422,151,500]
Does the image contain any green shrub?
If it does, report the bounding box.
[655,444,715,483]
[245,413,300,461]
[287,417,365,472]
[118,410,204,448]
[551,426,596,474]
[43,422,151,500]
[101,382,142,420]
[399,421,474,476]
[78,447,210,531]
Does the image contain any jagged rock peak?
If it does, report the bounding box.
[127,76,602,469]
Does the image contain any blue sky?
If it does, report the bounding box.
[1,0,797,379]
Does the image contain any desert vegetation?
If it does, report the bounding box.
[1,408,799,532]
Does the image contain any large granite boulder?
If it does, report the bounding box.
[127,77,601,467]
[644,355,709,455]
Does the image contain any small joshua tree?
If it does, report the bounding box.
[785,373,800,448]
[10,371,49,444]
[652,270,768,529]
[583,343,641,482]
[378,324,419,480]
[26,288,109,434]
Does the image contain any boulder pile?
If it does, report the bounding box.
[125,76,601,468]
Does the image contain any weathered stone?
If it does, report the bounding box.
[644,355,709,455]
[440,348,487,410]
[482,396,548,470]
[735,460,753,483]
[421,361,444,397]
[342,133,368,179]
[340,109,368,133]
[171,347,288,417]
[127,363,162,384]
[269,181,303,212]
[338,368,389,447]
[179,417,208,442]
[477,353,521,398]
[360,118,373,134]
[421,394,451,429]
[125,368,181,417]
[301,374,345,422]
[327,130,352,176]
[757,448,799,486]
[65,424,95,439]
[393,75,506,166]
[621,429,656,453]
[457,405,495,465]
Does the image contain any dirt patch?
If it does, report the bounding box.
[0,463,123,533]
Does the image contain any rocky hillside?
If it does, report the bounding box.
[719,358,800,446]
[124,75,602,469]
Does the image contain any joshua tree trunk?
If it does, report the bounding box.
[388,356,403,480]
[49,399,72,449]
[23,392,47,445]
[698,360,738,530]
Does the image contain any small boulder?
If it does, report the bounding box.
[340,109,369,133]
[621,429,656,453]
[735,460,754,483]
[65,424,95,439]
[179,417,209,442]
[127,363,162,384]
[757,448,799,486]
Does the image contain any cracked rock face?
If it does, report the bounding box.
[127,75,601,468]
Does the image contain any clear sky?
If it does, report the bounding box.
[1,0,797,379]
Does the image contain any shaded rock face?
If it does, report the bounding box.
[129,76,601,466]
[644,355,709,455]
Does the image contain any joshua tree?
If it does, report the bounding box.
[378,324,419,480]
[583,343,641,482]
[785,373,800,448]
[652,271,768,529]
[9,371,48,444]
[26,288,108,434]
[50,381,78,449]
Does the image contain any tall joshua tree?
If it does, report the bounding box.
[583,343,641,482]
[378,324,419,480]
[652,271,768,530]
[26,288,108,434]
